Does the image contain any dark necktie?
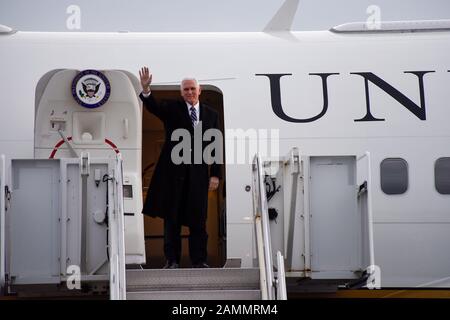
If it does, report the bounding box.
[190,106,197,126]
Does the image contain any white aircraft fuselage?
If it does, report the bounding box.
[1,27,450,288]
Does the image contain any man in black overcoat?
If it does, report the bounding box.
[139,67,222,268]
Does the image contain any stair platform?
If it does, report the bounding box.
[126,268,261,300]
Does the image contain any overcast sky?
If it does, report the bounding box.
[0,0,449,32]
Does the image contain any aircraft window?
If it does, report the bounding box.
[380,158,408,195]
[435,157,450,194]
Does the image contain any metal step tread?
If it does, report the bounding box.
[126,268,260,291]
[126,289,261,300]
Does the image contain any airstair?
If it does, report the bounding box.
[0,152,286,300]
[125,153,287,300]
[0,147,376,299]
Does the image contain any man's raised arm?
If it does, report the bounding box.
[139,66,168,121]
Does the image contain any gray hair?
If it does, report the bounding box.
[181,77,200,89]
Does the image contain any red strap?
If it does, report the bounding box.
[49,137,120,158]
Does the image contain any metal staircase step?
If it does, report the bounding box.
[126,289,261,300]
[126,268,260,291]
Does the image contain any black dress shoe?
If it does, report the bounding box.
[163,261,179,269]
[192,262,210,268]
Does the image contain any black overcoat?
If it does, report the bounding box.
[140,93,222,226]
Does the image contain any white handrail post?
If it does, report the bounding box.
[255,215,268,300]
[109,154,126,300]
[276,251,287,300]
[285,148,300,270]
[252,154,276,300]
[357,151,376,281]
[366,151,375,268]
[252,155,268,299]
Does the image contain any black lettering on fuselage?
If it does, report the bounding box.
[257,71,436,123]
[351,71,434,122]
[255,73,339,123]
